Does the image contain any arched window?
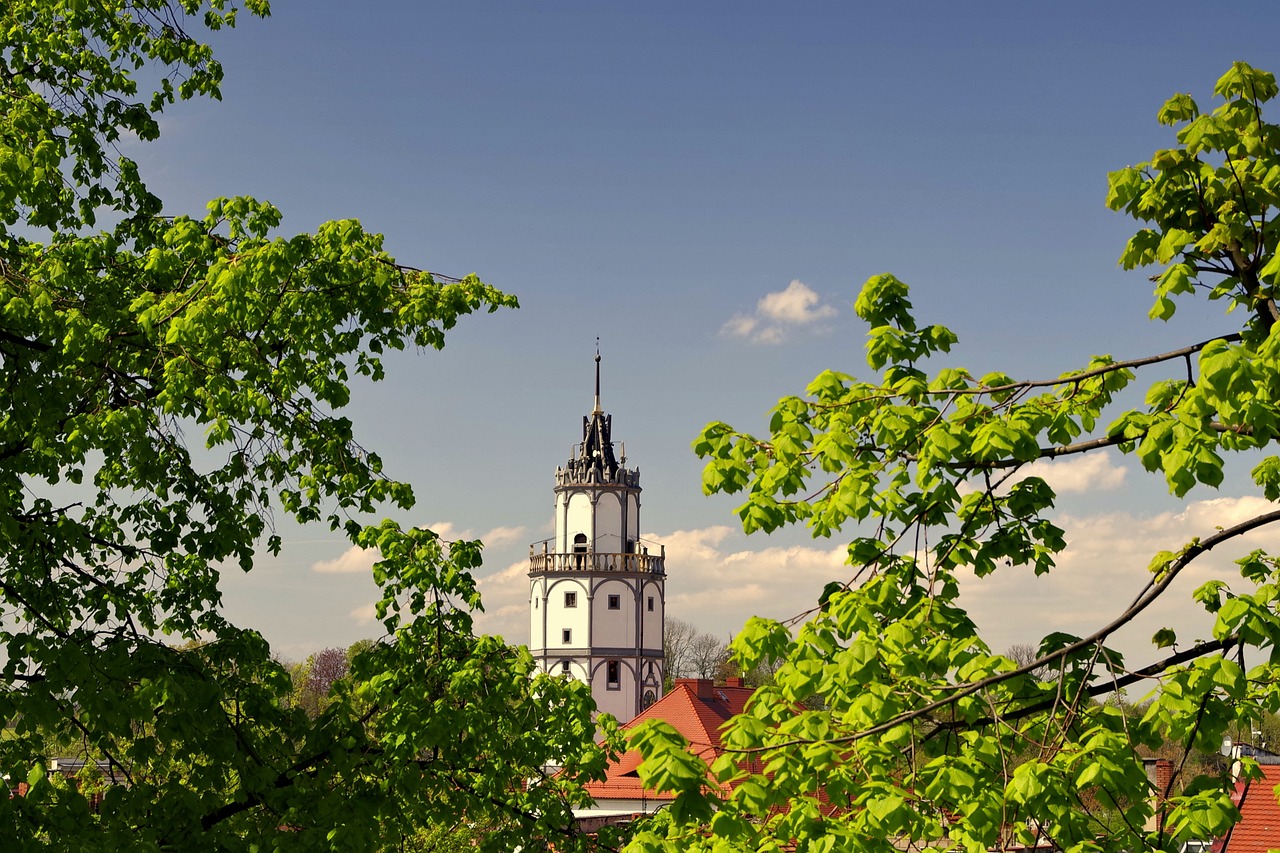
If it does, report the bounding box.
[572,533,588,553]
[642,690,656,710]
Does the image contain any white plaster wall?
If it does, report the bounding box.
[592,578,635,647]
[640,578,664,653]
[546,658,588,682]
[626,492,640,542]
[575,797,668,816]
[529,576,545,649]
[545,577,590,648]
[564,492,593,551]
[593,490,623,552]
[592,660,638,721]
[553,490,566,551]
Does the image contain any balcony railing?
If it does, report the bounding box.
[528,550,665,575]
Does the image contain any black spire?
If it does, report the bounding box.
[593,337,601,415]
[568,342,619,480]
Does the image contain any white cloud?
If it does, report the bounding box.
[959,495,1280,670]
[424,520,462,540]
[722,280,838,345]
[425,520,527,548]
[470,495,1280,680]
[721,315,758,338]
[1018,453,1128,494]
[669,538,846,633]
[310,522,527,575]
[349,602,378,624]
[480,525,528,548]
[311,545,378,574]
[958,453,1129,500]
[759,280,838,325]
[474,558,533,640]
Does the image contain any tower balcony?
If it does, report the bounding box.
[528,547,665,575]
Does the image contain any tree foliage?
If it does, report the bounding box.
[286,645,355,718]
[629,62,1280,851]
[0,2,610,849]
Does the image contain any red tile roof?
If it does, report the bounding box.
[583,678,754,803]
[1222,765,1280,853]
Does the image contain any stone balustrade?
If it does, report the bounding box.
[528,550,665,574]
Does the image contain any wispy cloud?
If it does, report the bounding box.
[722,280,838,345]
[958,452,1129,498]
[309,521,527,574]
[349,602,378,624]
[312,545,378,574]
[425,520,528,548]
[481,525,529,548]
[1020,453,1127,493]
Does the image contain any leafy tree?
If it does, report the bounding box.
[630,62,1280,851]
[286,645,352,717]
[0,2,609,849]
[306,647,350,696]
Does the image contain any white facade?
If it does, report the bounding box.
[528,355,665,723]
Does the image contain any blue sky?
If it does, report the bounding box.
[135,2,1280,664]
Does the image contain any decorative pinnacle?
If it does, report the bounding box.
[593,338,602,415]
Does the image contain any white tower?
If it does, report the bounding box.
[529,351,665,723]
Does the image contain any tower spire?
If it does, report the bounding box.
[593,338,602,415]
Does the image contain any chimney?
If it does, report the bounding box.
[674,678,715,699]
[724,677,745,688]
[1155,759,1173,799]
[1142,758,1175,833]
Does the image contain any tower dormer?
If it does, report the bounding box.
[528,349,665,723]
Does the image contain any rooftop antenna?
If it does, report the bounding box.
[593,337,602,415]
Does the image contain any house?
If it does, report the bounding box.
[1217,762,1280,852]
[573,677,755,830]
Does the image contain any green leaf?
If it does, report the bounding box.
[1157,92,1200,126]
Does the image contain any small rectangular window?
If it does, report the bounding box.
[606,660,620,689]
[607,594,620,610]
[561,660,570,674]
[564,592,577,608]
[647,596,654,612]
[562,628,571,644]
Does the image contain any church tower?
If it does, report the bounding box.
[528,351,665,723]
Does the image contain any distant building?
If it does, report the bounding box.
[528,351,665,723]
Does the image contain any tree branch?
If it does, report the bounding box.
[729,509,1280,755]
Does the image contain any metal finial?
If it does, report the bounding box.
[593,338,602,415]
